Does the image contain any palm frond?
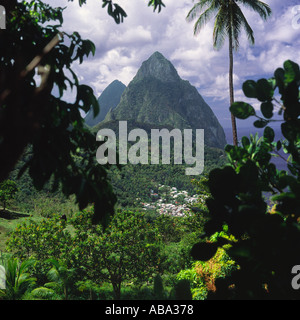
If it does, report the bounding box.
[230,2,243,50]
[187,0,271,50]
[186,0,214,22]
[213,4,228,49]
[30,287,57,299]
[237,0,272,20]
[193,5,218,35]
[234,3,255,46]
[0,258,36,299]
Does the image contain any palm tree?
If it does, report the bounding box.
[186,0,271,146]
[0,257,36,300]
[31,259,77,300]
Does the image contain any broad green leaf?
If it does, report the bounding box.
[242,80,257,98]
[256,78,274,102]
[274,68,285,94]
[191,242,219,261]
[230,102,256,119]
[268,78,276,90]
[281,122,296,140]
[241,136,250,148]
[261,101,273,119]
[263,126,275,142]
[254,119,268,128]
[224,144,237,154]
[284,60,300,83]
[276,140,282,151]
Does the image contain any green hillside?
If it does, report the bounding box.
[84,80,126,127]
[102,52,227,149]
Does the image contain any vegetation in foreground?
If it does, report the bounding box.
[191,59,300,299]
[0,196,237,300]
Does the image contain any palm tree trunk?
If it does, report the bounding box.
[228,25,238,146]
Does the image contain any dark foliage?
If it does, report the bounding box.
[192,60,300,299]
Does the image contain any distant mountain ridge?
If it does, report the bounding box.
[84,80,126,127]
[92,52,227,149]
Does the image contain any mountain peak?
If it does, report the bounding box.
[134,51,180,83]
[150,51,167,60]
[84,80,126,127]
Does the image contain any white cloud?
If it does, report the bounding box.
[258,42,300,73]
[108,25,152,45]
[43,0,300,127]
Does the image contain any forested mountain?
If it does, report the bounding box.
[87,52,228,206]
[84,80,126,127]
[101,52,227,149]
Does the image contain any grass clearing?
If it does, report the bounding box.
[0,208,43,252]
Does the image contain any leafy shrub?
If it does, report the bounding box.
[6,208,162,300]
[192,60,300,299]
[177,245,236,300]
[0,180,18,211]
[93,210,162,299]
[6,214,74,284]
[30,258,79,300]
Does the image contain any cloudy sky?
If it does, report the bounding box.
[46,0,300,139]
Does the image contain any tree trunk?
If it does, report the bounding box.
[113,282,121,300]
[228,23,238,146]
